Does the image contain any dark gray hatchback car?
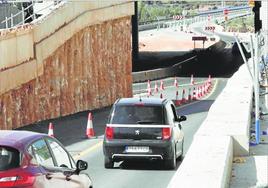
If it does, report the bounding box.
[103,98,187,169]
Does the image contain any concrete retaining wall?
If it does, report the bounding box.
[168,64,253,188]
[0,2,134,129]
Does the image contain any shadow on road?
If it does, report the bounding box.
[177,100,215,116]
[117,159,183,171]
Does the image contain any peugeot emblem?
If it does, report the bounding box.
[135,130,140,135]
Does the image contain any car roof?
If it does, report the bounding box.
[0,130,47,151]
[116,97,168,106]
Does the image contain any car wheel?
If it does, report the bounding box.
[165,147,176,170]
[104,157,114,169]
[178,140,184,161]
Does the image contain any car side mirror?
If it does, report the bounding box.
[178,115,187,122]
[76,160,88,174]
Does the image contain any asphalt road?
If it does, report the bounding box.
[66,77,228,188]
[18,76,228,187]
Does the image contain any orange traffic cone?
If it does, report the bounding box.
[190,74,195,85]
[86,113,95,138]
[154,82,159,93]
[199,86,203,98]
[194,87,198,100]
[160,80,165,90]
[202,84,206,95]
[147,87,152,97]
[208,75,211,84]
[48,122,54,137]
[197,86,201,98]
[147,80,152,96]
[147,80,151,90]
[175,90,181,106]
[182,89,186,103]
[174,77,178,87]
[188,87,192,101]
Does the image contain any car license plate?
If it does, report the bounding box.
[125,146,149,153]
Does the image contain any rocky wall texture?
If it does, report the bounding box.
[0,16,132,130]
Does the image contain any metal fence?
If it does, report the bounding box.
[0,1,63,29]
[0,3,22,29]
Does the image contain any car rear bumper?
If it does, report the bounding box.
[103,139,173,161]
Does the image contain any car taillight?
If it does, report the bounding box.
[0,171,35,187]
[105,126,114,140]
[162,127,171,140]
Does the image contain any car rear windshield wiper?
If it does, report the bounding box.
[136,120,158,124]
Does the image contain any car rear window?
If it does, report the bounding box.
[0,146,20,171]
[110,105,164,124]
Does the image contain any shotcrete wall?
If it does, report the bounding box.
[0,16,132,130]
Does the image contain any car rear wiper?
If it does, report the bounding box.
[136,120,158,124]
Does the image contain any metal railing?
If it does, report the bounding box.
[0,1,64,29]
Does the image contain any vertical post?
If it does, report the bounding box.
[234,35,254,82]
[5,17,8,28]
[254,34,260,144]
[11,14,13,27]
[131,1,139,64]
[157,17,160,30]
[22,6,25,24]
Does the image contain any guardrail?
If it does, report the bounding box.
[139,9,251,32]
[132,56,197,83]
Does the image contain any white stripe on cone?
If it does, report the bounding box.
[48,122,54,137]
[86,112,95,138]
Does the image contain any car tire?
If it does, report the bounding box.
[178,140,184,161]
[165,147,176,170]
[104,157,114,169]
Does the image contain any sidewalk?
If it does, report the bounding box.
[230,89,268,188]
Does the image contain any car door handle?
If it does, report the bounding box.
[45,173,53,180]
